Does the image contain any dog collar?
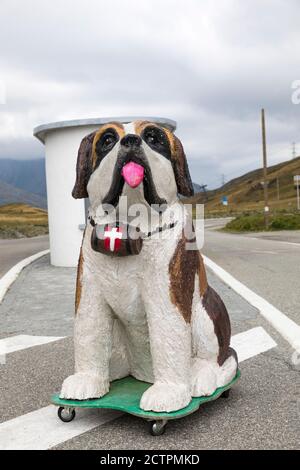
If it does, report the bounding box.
[88,216,177,238]
[88,215,178,256]
[144,221,177,238]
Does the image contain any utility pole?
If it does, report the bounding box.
[221,174,226,186]
[292,142,296,159]
[294,175,300,210]
[261,109,269,228]
[199,184,208,202]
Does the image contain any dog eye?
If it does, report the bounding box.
[142,126,171,160]
[102,133,117,149]
[95,129,119,163]
[144,129,159,145]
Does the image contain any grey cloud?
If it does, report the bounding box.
[0,137,43,160]
[0,0,300,187]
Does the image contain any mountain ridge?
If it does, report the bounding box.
[0,179,47,209]
[0,158,46,197]
[187,156,300,214]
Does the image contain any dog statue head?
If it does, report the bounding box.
[72,120,194,211]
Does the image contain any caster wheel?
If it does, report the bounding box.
[149,420,167,436]
[221,389,230,398]
[58,406,76,422]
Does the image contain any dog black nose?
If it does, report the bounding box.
[120,134,142,148]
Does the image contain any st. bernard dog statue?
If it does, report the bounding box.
[60,120,238,412]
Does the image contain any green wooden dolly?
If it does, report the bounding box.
[51,369,240,436]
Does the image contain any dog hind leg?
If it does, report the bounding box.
[191,278,238,397]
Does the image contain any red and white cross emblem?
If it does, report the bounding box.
[104,225,123,252]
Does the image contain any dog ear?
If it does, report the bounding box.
[171,135,194,197]
[72,131,96,199]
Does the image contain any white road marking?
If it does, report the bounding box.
[250,250,278,255]
[0,405,121,450]
[0,335,65,355]
[204,254,300,352]
[0,249,50,303]
[231,326,276,362]
[205,218,233,223]
[247,236,300,247]
[205,224,227,229]
[0,326,276,449]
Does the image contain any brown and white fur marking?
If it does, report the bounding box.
[60,121,238,412]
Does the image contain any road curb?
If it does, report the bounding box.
[203,254,300,353]
[0,249,50,304]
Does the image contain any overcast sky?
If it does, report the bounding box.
[0,0,300,188]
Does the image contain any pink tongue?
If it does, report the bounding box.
[121,161,144,188]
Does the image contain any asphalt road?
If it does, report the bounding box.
[0,235,49,277]
[0,254,299,450]
[202,221,300,325]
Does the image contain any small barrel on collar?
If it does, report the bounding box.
[91,222,143,257]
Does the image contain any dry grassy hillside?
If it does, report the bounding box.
[0,203,48,238]
[187,156,300,216]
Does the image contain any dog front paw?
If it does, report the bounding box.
[191,359,217,397]
[140,382,191,412]
[60,372,109,400]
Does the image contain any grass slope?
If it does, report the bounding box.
[187,156,300,216]
[0,203,48,238]
[223,213,300,233]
